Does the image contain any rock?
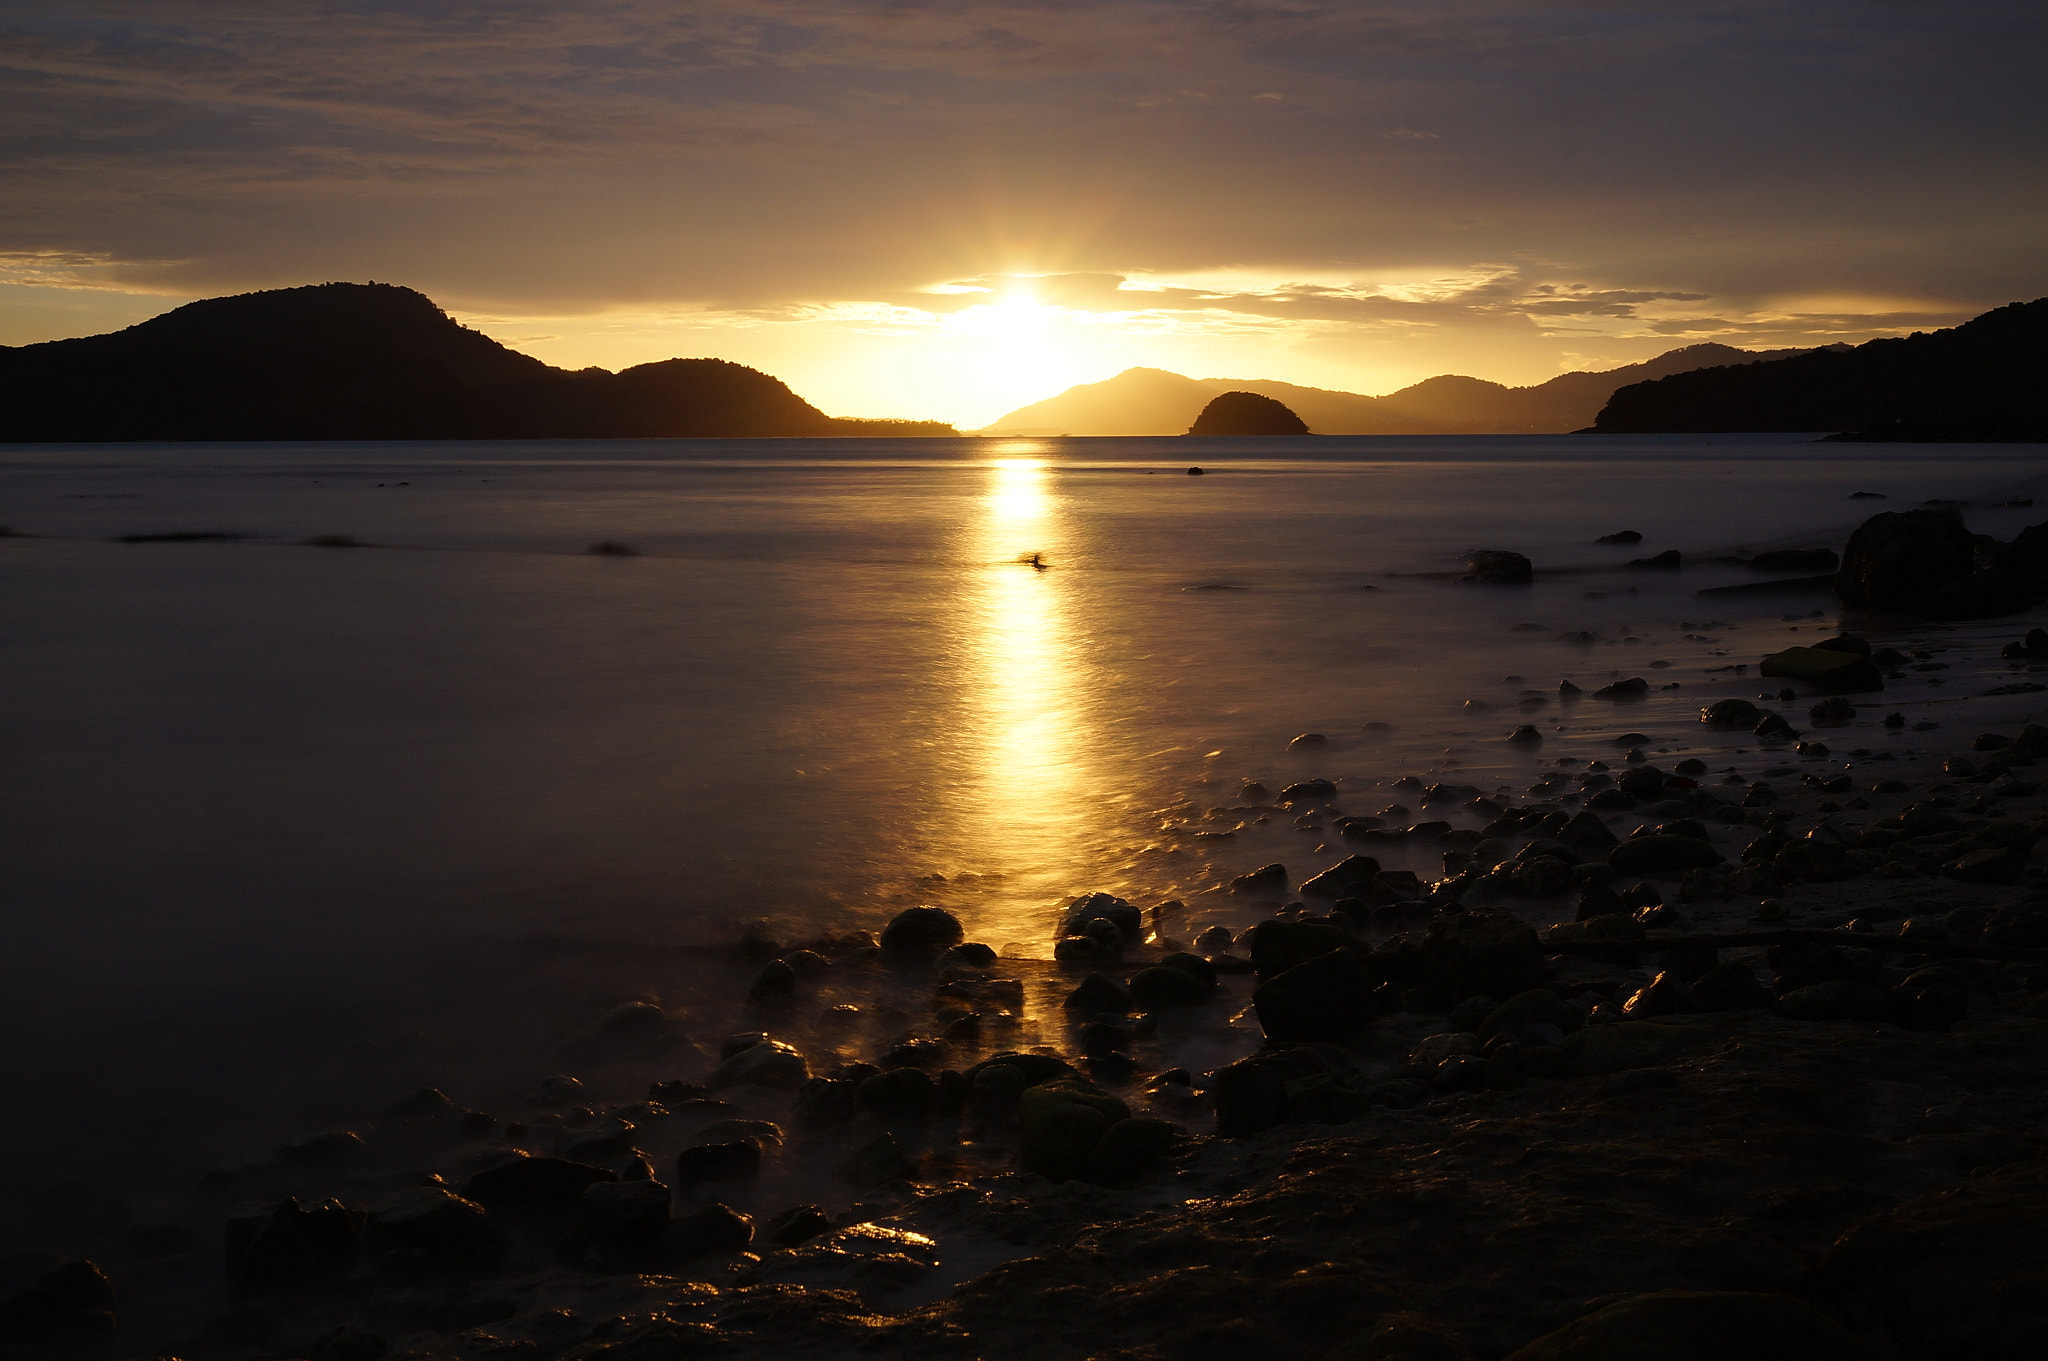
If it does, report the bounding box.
[1821,1162,2048,1358]
[666,1203,753,1254]
[1278,778,1338,803]
[838,1133,917,1185]
[1927,566,2037,620]
[1247,919,1362,976]
[1621,971,1703,1017]
[1836,508,1975,612]
[1289,732,1328,748]
[1547,914,1647,952]
[1759,645,1883,692]
[1748,548,1841,572]
[1128,965,1213,1011]
[1465,550,1533,584]
[459,1158,616,1215]
[1592,677,1649,699]
[1693,960,1774,1011]
[1411,1032,1482,1066]
[564,1179,671,1249]
[748,958,797,1000]
[1946,844,2031,883]
[1423,912,1545,1003]
[556,1119,636,1161]
[708,1038,809,1089]
[1059,892,1142,941]
[1775,980,1893,1022]
[795,1077,859,1130]
[1808,696,1856,723]
[1507,724,1543,744]
[1595,530,1642,544]
[762,1205,834,1250]
[1018,1080,1130,1180]
[1984,903,2048,948]
[1063,971,1134,1014]
[1478,989,1582,1041]
[0,1260,115,1350]
[1560,810,1618,850]
[1811,632,1871,656]
[366,1187,506,1272]
[305,1324,391,1361]
[1084,1118,1178,1183]
[1628,549,1682,570]
[879,906,964,953]
[673,1142,761,1189]
[1608,835,1723,876]
[1157,951,1220,987]
[938,942,997,970]
[1185,390,1309,436]
[1211,1057,1289,1137]
[1752,711,1799,739]
[1252,946,1375,1041]
[523,1074,584,1108]
[1561,1021,1704,1075]
[225,1197,360,1286]
[1229,862,1289,895]
[695,1119,783,1148]
[1501,1290,1861,1361]
[855,1068,938,1124]
[1299,854,1381,899]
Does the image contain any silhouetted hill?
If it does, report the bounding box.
[980,342,1825,436]
[0,283,956,440]
[1186,391,1309,435]
[1589,299,2048,440]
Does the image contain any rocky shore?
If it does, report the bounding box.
[10,564,2048,1360]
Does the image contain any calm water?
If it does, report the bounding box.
[3,433,2045,1263]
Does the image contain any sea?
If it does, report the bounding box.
[4,433,2047,1286]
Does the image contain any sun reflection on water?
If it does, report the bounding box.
[958,455,1101,940]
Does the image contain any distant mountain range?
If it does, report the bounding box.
[0,283,956,441]
[980,342,1835,436]
[1589,298,2047,441]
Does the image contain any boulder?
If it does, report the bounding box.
[1185,390,1309,436]
[1758,645,1883,692]
[1561,1021,1705,1075]
[564,1179,671,1250]
[1593,677,1649,699]
[1628,549,1682,569]
[1747,548,1840,572]
[1083,1118,1178,1184]
[1822,1162,2048,1358]
[1128,965,1213,1011]
[1478,989,1582,1042]
[1229,862,1289,895]
[1621,972,1703,1017]
[366,1187,505,1272]
[459,1158,616,1215]
[673,1142,761,1189]
[879,906,964,954]
[1247,919,1362,976]
[1465,550,1534,584]
[1608,835,1724,876]
[1058,893,1142,941]
[1063,971,1134,1014]
[666,1203,753,1254]
[1559,810,1618,850]
[0,1259,115,1351]
[762,1205,833,1250]
[1693,960,1775,1011]
[1277,778,1337,803]
[1422,912,1545,1003]
[838,1133,917,1185]
[225,1197,359,1286]
[1927,567,2037,620]
[1211,1057,1289,1137]
[855,1068,938,1124]
[1775,980,1893,1022]
[708,1038,809,1089]
[1700,698,1761,728]
[1836,508,1974,612]
[1252,947,1376,1042]
[1502,1290,1860,1361]
[1299,855,1381,899]
[1018,1080,1130,1180]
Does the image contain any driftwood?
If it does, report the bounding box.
[1545,928,2048,964]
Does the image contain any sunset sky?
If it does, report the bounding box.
[2,1,2042,428]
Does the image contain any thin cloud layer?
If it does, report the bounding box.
[1,1,2042,419]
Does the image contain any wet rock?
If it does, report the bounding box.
[1560,810,1618,850]
[1775,980,1893,1022]
[1563,1021,1705,1075]
[1278,778,1338,803]
[673,1142,761,1190]
[1478,989,1582,1042]
[1836,508,1974,612]
[1300,854,1381,899]
[1465,550,1533,584]
[1766,941,1861,994]
[1984,903,2048,948]
[1248,919,1363,976]
[1693,960,1775,1011]
[795,1077,859,1130]
[666,1203,753,1255]
[709,1038,809,1089]
[763,1205,834,1250]
[1019,1080,1130,1180]
[1412,1032,1482,1067]
[1750,548,1842,572]
[1822,1162,2048,1358]
[1211,1057,1289,1137]
[304,1324,391,1361]
[1085,1118,1179,1183]
[1593,677,1649,699]
[459,1158,616,1216]
[1808,696,1857,724]
[1546,913,1646,951]
[1574,882,1625,921]
[1759,645,1882,693]
[1253,946,1377,1042]
[564,1179,671,1250]
[1609,835,1723,876]
[1063,970,1134,1014]
[1628,549,1682,570]
[856,1068,937,1124]
[225,1197,360,1286]
[748,958,798,1001]
[1229,862,1290,895]
[366,1187,505,1273]
[523,1074,584,1108]
[1158,951,1220,987]
[0,1260,115,1352]
[1946,843,2031,884]
[1506,724,1543,745]
[593,1001,672,1048]
[1927,566,2038,620]
[880,906,964,954]
[557,1119,637,1162]
[1424,912,1545,1003]
[838,1132,917,1185]
[938,942,998,969]
[1621,972,1703,1017]
[1595,530,1642,544]
[1502,1290,1861,1361]
[1129,965,1214,1011]
[1059,892,1142,942]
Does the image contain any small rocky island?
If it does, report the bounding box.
[1185,391,1310,436]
